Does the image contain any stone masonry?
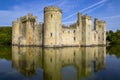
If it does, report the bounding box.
[12,6,106,47]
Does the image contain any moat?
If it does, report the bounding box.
[0,46,120,80]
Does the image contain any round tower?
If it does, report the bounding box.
[44,6,62,47]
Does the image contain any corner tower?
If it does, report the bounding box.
[77,12,82,45]
[44,6,62,47]
[94,18,106,45]
[82,14,92,46]
[12,21,20,45]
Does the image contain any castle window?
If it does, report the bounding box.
[63,31,64,33]
[50,33,52,37]
[94,34,96,40]
[68,31,70,33]
[51,14,53,18]
[74,51,76,56]
[73,30,75,33]
[50,58,52,63]
[99,36,100,39]
[82,37,84,41]
[74,37,76,41]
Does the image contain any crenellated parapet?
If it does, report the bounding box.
[94,18,106,31]
[98,20,106,27]
[19,13,37,23]
[62,23,77,29]
[44,6,62,13]
[82,14,92,20]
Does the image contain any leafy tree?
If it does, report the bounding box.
[0,26,12,45]
[107,29,120,45]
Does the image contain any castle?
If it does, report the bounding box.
[12,6,106,47]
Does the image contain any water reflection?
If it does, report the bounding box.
[12,47,106,80]
[107,45,120,58]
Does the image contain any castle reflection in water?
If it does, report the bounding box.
[12,46,106,80]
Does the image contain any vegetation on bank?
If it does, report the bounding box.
[106,30,120,45]
[0,27,12,45]
[107,45,120,58]
[0,45,12,60]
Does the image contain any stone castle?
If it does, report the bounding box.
[12,6,106,47]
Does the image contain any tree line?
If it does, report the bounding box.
[107,30,120,45]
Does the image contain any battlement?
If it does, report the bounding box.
[78,12,82,16]
[97,19,106,26]
[12,21,19,24]
[99,20,106,23]
[94,18,106,27]
[94,18,99,21]
[94,18,105,23]
[62,23,77,29]
[82,14,92,20]
[19,13,37,22]
[44,6,62,13]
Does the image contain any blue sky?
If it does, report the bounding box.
[0,0,120,31]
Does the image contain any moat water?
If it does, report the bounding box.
[0,46,120,80]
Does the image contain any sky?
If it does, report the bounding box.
[0,0,120,31]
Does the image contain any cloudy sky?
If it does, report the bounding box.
[0,0,120,31]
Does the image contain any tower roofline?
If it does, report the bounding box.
[44,6,62,13]
[82,14,92,20]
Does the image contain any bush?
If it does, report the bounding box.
[107,30,120,45]
[0,27,12,45]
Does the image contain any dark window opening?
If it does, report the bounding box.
[74,30,75,33]
[74,52,76,56]
[68,31,70,33]
[94,34,96,40]
[99,36,100,39]
[82,37,84,41]
[74,37,76,41]
[50,58,52,62]
[51,14,53,18]
[51,33,52,37]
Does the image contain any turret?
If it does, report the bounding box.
[94,18,106,45]
[82,14,92,46]
[77,12,82,28]
[12,21,20,45]
[43,6,62,47]
[94,18,99,30]
[19,13,39,46]
[94,18,106,31]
